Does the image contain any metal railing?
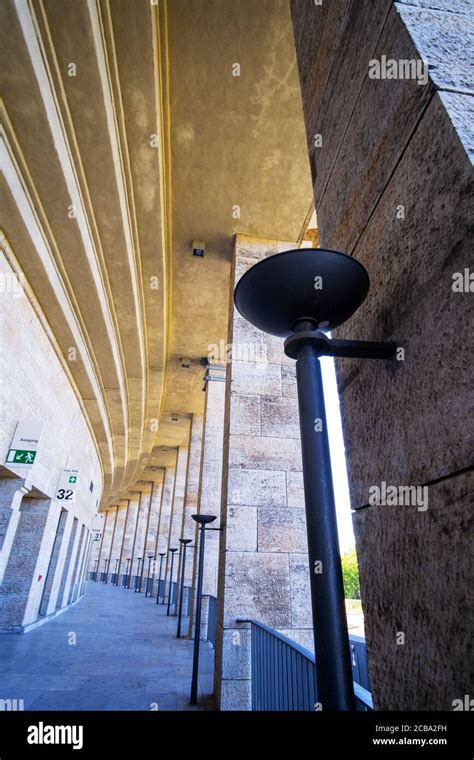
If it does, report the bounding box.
[239,619,373,711]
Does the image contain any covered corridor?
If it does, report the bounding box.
[0,582,214,711]
[0,0,471,720]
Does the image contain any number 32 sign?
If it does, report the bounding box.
[56,469,79,502]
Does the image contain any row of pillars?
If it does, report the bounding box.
[0,476,93,631]
[91,510,217,705]
[88,364,227,649]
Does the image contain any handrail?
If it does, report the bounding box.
[237,618,316,660]
[237,618,373,711]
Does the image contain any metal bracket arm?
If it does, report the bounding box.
[284,330,397,361]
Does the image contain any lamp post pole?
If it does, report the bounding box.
[114,558,119,586]
[234,247,397,710]
[156,552,165,604]
[124,558,131,588]
[190,515,219,705]
[93,559,98,581]
[134,558,142,592]
[145,554,154,597]
[103,558,109,583]
[176,539,192,638]
[166,549,178,616]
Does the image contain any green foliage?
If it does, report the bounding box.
[341,548,360,599]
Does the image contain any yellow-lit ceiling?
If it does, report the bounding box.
[0,0,312,509]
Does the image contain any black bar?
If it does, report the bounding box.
[190,526,206,705]
[295,336,354,710]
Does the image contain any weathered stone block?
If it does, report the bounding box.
[219,626,252,680]
[286,470,304,508]
[258,508,307,554]
[261,397,300,439]
[231,360,281,397]
[229,394,261,437]
[227,467,287,507]
[229,435,301,472]
[224,506,258,552]
[395,3,474,93]
[353,471,473,710]
[219,678,252,711]
[221,552,291,629]
[335,93,473,503]
[317,6,435,252]
[289,553,312,628]
[281,365,297,398]
[439,90,474,163]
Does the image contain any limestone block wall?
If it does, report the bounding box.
[0,249,101,631]
[291,0,473,709]
[214,235,313,710]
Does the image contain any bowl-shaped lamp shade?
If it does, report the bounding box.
[234,248,370,337]
[192,514,217,526]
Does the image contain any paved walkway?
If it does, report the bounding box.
[0,582,215,711]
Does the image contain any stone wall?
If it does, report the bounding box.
[214,235,313,710]
[291,0,473,709]
[0,248,101,631]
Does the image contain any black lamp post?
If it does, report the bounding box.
[176,539,192,638]
[145,554,154,597]
[156,552,166,605]
[124,558,131,588]
[190,514,219,705]
[114,558,119,586]
[166,548,178,616]
[234,248,397,711]
[93,559,98,581]
[102,558,109,583]
[134,558,143,592]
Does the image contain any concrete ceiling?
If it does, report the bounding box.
[0,0,312,509]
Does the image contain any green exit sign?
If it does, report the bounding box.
[7,449,37,464]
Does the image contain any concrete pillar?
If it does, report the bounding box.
[214,235,313,710]
[189,368,226,640]
[70,525,90,603]
[53,510,75,609]
[155,464,177,595]
[98,507,118,580]
[87,513,105,575]
[156,461,176,557]
[77,530,92,598]
[180,416,203,618]
[132,490,150,589]
[0,476,28,585]
[122,493,141,584]
[67,524,86,604]
[145,477,164,559]
[58,516,79,608]
[0,494,62,630]
[109,505,128,582]
[290,0,473,709]
[165,445,190,612]
[38,508,68,616]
